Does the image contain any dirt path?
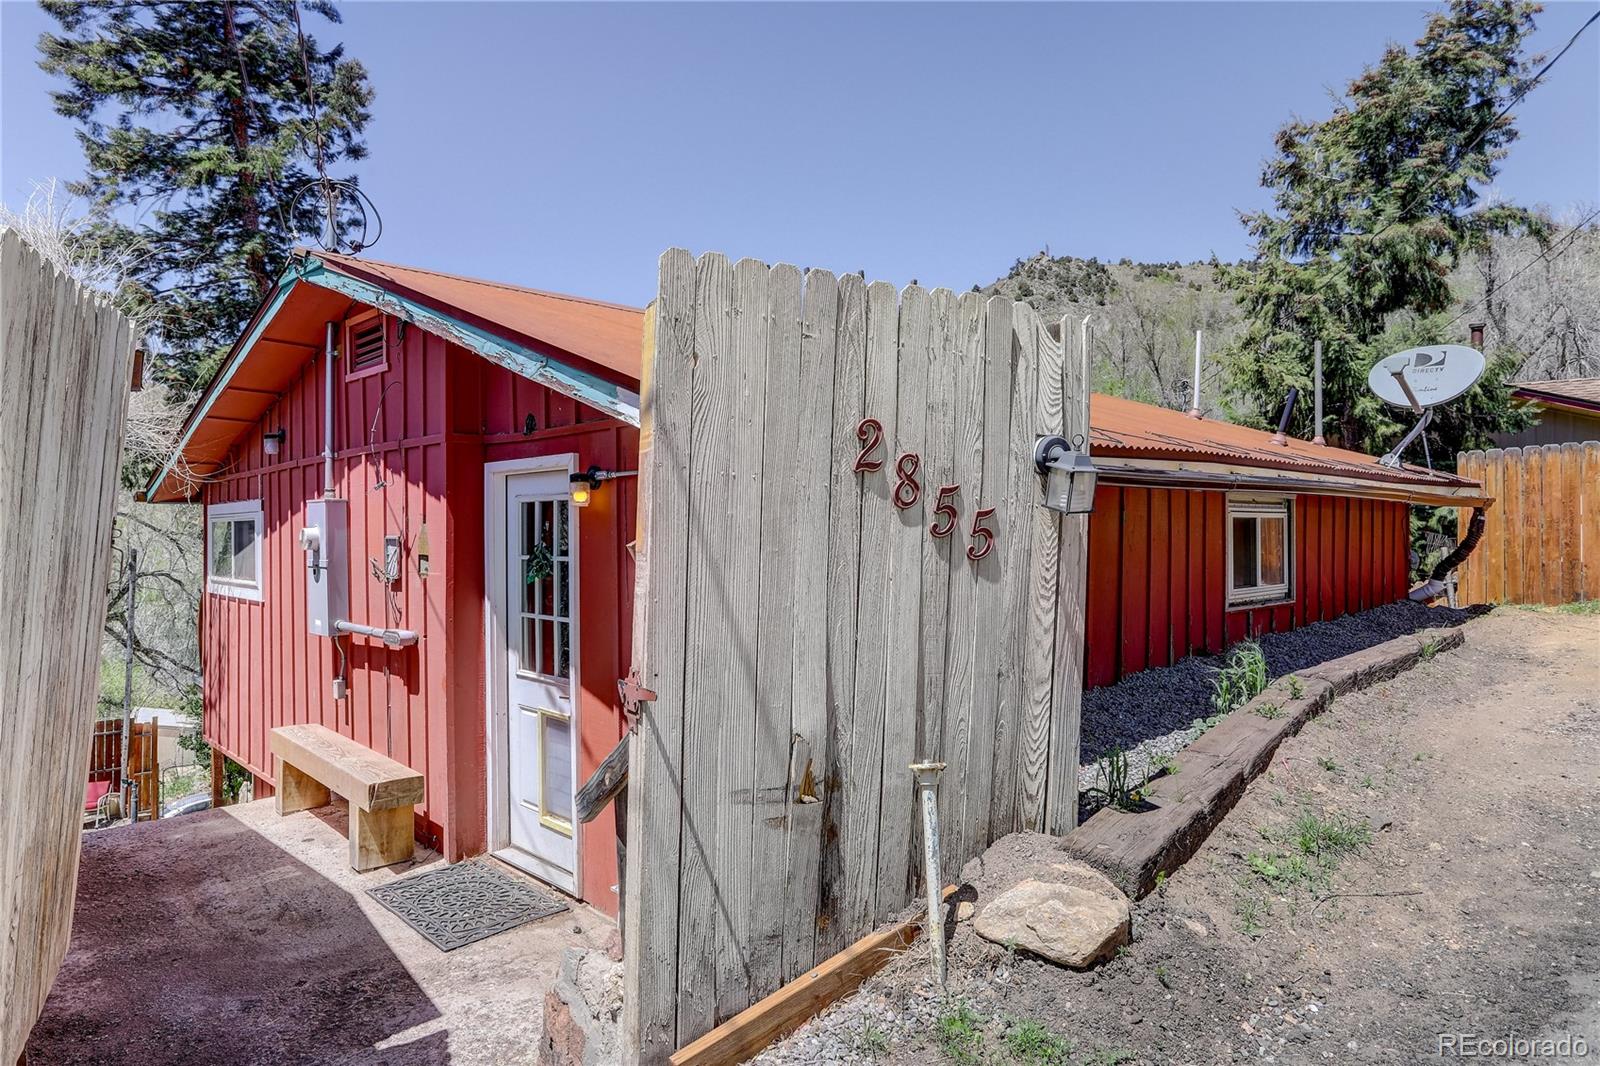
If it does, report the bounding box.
[774,607,1600,1065]
[26,799,604,1065]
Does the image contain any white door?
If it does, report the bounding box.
[500,473,578,888]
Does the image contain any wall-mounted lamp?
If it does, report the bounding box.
[1034,435,1098,515]
[569,465,638,508]
[263,428,287,456]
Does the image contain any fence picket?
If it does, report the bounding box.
[937,291,985,883]
[1456,445,1596,609]
[876,284,928,920]
[785,267,839,977]
[751,263,801,998]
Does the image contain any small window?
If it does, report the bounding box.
[345,312,387,378]
[1227,497,1291,606]
[207,500,264,602]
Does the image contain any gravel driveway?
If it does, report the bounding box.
[756,605,1599,1065]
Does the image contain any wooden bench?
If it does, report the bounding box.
[269,724,425,871]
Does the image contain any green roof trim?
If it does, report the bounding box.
[298,257,641,427]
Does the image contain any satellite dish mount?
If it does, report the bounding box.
[1366,345,1487,471]
[1378,369,1432,469]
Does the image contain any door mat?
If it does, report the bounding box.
[369,860,569,951]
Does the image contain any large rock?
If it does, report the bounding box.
[538,946,623,1066]
[973,877,1131,969]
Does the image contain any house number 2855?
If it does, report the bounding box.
[853,418,997,561]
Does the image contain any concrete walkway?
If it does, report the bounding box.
[26,800,605,1065]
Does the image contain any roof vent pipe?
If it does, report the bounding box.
[1187,329,1204,419]
[1270,386,1299,446]
[1312,340,1326,446]
[323,321,337,497]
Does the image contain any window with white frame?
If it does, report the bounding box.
[1228,497,1291,606]
[207,500,263,602]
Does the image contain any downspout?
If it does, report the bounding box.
[1409,507,1487,602]
[324,321,337,497]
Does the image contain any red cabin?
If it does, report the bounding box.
[145,251,643,911]
[147,251,1487,915]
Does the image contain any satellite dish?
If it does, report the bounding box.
[1366,345,1486,409]
[1367,344,1486,470]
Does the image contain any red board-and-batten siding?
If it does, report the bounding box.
[1084,484,1409,688]
[200,312,636,914]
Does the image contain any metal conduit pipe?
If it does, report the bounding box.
[334,619,420,647]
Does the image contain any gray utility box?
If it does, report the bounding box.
[301,497,349,638]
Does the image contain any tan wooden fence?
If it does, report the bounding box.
[1456,443,1600,605]
[0,230,136,1062]
[623,250,1090,1062]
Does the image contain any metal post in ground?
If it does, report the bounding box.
[910,761,948,988]
[120,547,138,821]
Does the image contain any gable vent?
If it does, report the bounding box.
[349,317,386,372]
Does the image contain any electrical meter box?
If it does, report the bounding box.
[302,497,348,637]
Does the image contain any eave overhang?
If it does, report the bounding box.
[142,257,642,504]
[1090,456,1494,509]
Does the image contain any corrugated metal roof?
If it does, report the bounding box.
[147,251,1480,502]
[312,251,645,384]
[1510,377,1600,411]
[1088,392,1477,490]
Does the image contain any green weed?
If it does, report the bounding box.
[1079,1051,1135,1066]
[1235,892,1265,936]
[1419,637,1440,661]
[1083,748,1145,812]
[1316,755,1339,773]
[938,1003,985,1065]
[1211,640,1269,714]
[1253,702,1285,720]
[1289,810,1370,859]
[1004,1018,1074,1065]
[855,1023,891,1060]
[1286,675,1305,699]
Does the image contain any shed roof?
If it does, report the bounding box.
[1509,377,1600,413]
[1088,393,1481,496]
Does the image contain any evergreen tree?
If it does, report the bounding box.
[1216,0,1543,463]
[39,0,373,388]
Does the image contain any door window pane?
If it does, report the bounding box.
[541,711,574,829]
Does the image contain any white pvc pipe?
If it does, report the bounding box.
[334,620,419,647]
[1080,315,1093,436]
[1188,329,1203,418]
[323,321,336,496]
[1312,340,1326,445]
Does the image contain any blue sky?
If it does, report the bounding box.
[3,1,1597,307]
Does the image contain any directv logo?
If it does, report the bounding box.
[1412,350,1448,372]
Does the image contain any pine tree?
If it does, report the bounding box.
[39,0,373,388]
[1215,0,1544,462]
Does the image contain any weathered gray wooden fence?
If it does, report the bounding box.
[0,230,136,1062]
[623,249,1090,1062]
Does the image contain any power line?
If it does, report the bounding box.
[1443,207,1600,329]
[1312,6,1600,294]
